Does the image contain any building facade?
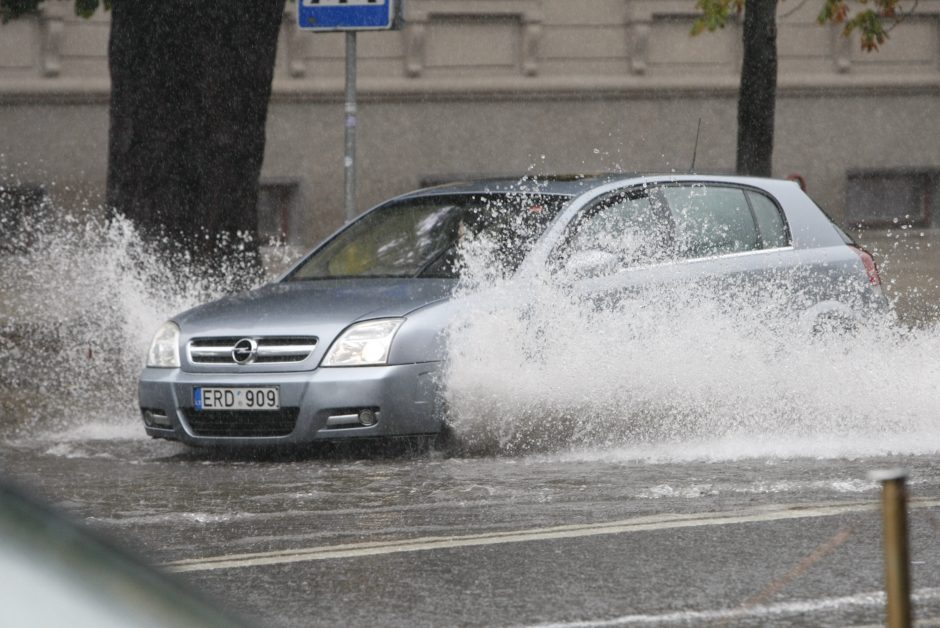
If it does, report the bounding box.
[1,0,939,251]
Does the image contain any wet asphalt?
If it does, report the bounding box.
[3,433,940,627]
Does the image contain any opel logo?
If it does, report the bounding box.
[232,338,258,365]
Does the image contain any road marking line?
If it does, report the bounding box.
[163,498,940,573]
[520,587,940,626]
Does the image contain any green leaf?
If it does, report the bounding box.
[0,0,43,24]
[74,0,99,19]
[818,0,899,52]
[692,0,744,35]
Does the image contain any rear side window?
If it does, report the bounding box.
[746,191,790,248]
[661,185,759,258]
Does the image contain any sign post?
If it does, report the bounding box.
[344,31,357,223]
[870,469,913,628]
[298,1,402,222]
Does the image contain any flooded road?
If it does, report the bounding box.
[4,216,940,625]
[3,429,940,627]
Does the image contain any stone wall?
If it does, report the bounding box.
[2,0,939,252]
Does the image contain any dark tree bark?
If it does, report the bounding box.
[736,0,777,177]
[107,0,286,272]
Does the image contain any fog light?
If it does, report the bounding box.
[142,408,171,428]
[358,408,378,426]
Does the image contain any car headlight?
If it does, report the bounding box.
[322,319,404,367]
[146,321,181,368]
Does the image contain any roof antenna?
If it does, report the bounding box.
[689,118,702,174]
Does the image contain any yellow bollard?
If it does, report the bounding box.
[869,469,912,628]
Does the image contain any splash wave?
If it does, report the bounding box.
[443,234,940,459]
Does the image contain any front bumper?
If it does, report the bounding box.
[138,362,443,447]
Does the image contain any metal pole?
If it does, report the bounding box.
[344,31,357,222]
[870,469,913,628]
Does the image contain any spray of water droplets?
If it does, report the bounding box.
[2,196,940,461]
[441,230,940,460]
[0,207,276,441]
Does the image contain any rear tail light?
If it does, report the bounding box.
[850,245,882,286]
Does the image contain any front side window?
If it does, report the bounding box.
[556,189,675,276]
[568,194,673,261]
[286,194,567,280]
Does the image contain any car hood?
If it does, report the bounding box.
[175,278,455,337]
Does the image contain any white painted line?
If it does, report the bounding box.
[520,587,940,627]
[163,498,940,573]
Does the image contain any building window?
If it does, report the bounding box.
[846,170,938,228]
[256,180,301,244]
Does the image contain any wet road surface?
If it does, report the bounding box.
[3,432,940,627]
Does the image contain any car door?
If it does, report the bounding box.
[554,182,799,313]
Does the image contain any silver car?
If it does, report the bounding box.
[139,175,887,447]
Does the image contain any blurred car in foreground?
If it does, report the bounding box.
[0,481,246,627]
[139,174,886,448]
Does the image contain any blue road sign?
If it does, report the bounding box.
[298,0,398,32]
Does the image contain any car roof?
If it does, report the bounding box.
[392,173,799,201]
[393,174,633,199]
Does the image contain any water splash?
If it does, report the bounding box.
[3,198,939,462]
[0,209,278,441]
[443,234,940,459]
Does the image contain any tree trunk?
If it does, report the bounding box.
[107,0,286,274]
[736,0,777,177]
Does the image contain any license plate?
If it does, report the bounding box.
[194,387,280,411]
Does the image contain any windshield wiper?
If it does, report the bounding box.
[415,245,457,278]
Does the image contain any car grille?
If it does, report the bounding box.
[188,336,318,365]
[182,409,299,438]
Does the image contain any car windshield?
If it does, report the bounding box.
[286,194,568,280]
